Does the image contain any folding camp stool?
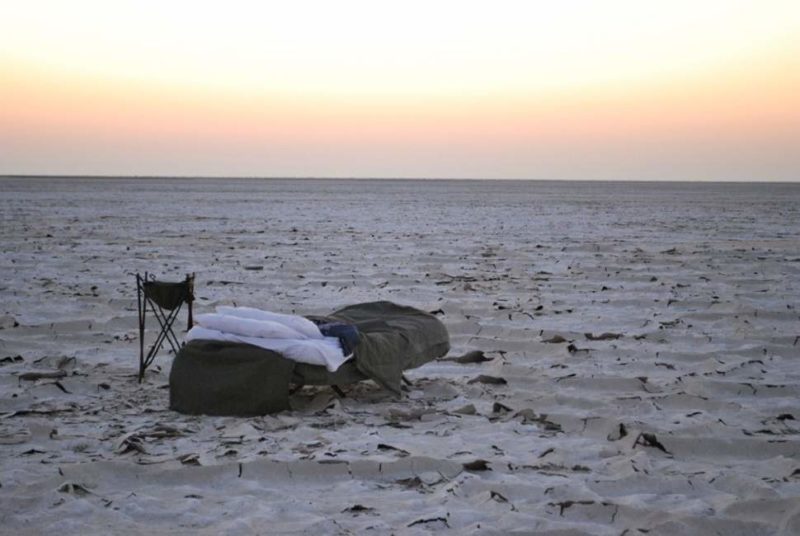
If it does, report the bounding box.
[136,272,194,382]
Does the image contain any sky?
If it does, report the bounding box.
[1,0,799,180]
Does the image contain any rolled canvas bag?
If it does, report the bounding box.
[169,340,296,416]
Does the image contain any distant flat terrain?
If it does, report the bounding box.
[2,178,799,534]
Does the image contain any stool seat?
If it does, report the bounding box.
[144,280,192,310]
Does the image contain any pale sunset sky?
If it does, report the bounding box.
[1,0,799,180]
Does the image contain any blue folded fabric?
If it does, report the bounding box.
[317,323,361,356]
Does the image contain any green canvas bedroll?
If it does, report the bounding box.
[169,301,450,416]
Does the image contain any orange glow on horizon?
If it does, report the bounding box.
[1,1,799,179]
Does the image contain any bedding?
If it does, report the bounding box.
[169,301,449,416]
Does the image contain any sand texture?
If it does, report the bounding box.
[1,178,800,535]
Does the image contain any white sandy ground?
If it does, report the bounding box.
[1,178,800,535]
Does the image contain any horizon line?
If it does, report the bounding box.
[1,174,798,184]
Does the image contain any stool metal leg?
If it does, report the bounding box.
[137,273,150,382]
[148,301,183,356]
